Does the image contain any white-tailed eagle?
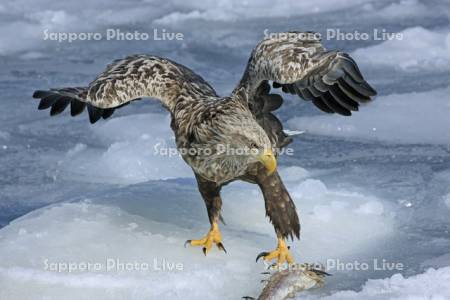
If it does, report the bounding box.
[33,32,376,265]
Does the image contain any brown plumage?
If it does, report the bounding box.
[32,32,376,257]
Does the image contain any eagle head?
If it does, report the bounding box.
[227,117,277,175]
[207,108,277,181]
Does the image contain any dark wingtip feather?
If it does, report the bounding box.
[33,87,120,123]
[50,98,71,116]
[102,108,115,119]
[312,97,334,114]
[343,74,377,97]
[38,100,50,110]
[341,58,364,83]
[87,105,103,124]
[321,93,352,116]
[70,100,86,117]
[33,90,51,99]
[38,95,58,110]
[329,84,359,112]
[338,78,372,103]
[362,81,377,96]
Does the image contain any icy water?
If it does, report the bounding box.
[0,0,450,299]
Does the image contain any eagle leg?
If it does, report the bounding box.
[184,222,226,255]
[185,174,226,255]
[251,168,299,266]
[256,238,294,266]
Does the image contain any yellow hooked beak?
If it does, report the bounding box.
[258,149,277,175]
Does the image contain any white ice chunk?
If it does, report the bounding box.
[279,166,310,182]
[153,0,373,24]
[305,267,450,299]
[57,113,193,184]
[287,86,450,145]
[353,27,450,72]
[223,177,393,261]
[0,170,395,299]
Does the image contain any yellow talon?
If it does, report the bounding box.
[185,222,226,255]
[256,238,294,266]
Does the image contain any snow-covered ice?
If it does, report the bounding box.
[353,26,450,72]
[304,266,450,300]
[287,86,450,145]
[57,113,192,184]
[1,0,450,299]
[0,176,395,299]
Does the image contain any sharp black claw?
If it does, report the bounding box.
[261,271,271,275]
[184,240,191,248]
[202,247,207,256]
[242,297,255,300]
[267,262,277,270]
[287,246,290,250]
[217,242,227,253]
[256,251,270,263]
[219,214,227,226]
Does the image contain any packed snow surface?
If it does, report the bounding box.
[288,86,450,145]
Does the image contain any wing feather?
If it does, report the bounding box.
[312,97,334,114]
[50,97,71,116]
[33,55,216,123]
[235,33,376,116]
[70,100,86,117]
[38,94,59,110]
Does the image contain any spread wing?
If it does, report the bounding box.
[236,32,376,116]
[33,55,217,123]
[234,32,377,148]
